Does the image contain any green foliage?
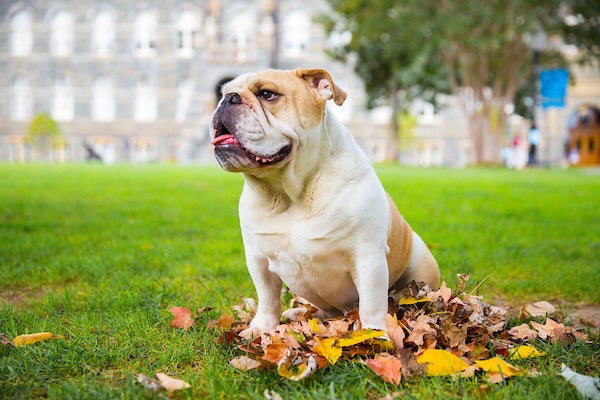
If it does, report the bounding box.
[27,113,62,142]
[0,164,598,398]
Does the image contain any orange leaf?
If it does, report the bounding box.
[169,307,195,331]
[475,356,525,378]
[13,332,64,347]
[417,349,470,376]
[365,354,402,385]
[262,343,289,364]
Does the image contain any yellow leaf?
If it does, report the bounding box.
[417,349,470,376]
[308,318,321,334]
[13,332,63,347]
[398,297,430,305]
[475,356,525,377]
[509,345,546,360]
[277,353,317,381]
[336,329,385,347]
[313,337,342,365]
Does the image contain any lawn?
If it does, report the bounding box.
[0,163,598,399]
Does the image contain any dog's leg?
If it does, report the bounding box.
[241,258,283,339]
[395,232,440,290]
[352,254,390,333]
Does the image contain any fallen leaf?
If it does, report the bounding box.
[155,372,191,392]
[509,345,546,360]
[13,332,64,347]
[277,352,318,381]
[475,356,525,378]
[264,389,284,400]
[262,343,289,364]
[336,329,386,347]
[523,301,556,317]
[1,333,15,347]
[406,315,436,346]
[398,297,429,306]
[531,318,563,340]
[169,307,195,331]
[385,314,405,351]
[308,318,322,334]
[417,349,470,376]
[427,281,452,304]
[137,374,163,390]
[365,354,402,385]
[230,356,261,371]
[312,337,342,365]
[507,323,537,341]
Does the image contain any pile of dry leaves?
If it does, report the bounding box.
[171,275,590,385]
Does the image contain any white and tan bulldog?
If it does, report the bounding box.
[210,68,439,338]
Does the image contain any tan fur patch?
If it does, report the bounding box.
[386,193,413,287]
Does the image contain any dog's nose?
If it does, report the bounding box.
[224,92,242,105]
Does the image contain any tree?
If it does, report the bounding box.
[324,0,597,164]
[27,113,64,161]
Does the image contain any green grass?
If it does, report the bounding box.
[0,163,598,399]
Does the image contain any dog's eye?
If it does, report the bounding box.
[257,90,279,101]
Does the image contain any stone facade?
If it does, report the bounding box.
[0,0,374,163]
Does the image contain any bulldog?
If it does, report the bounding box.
[210,68,440,338]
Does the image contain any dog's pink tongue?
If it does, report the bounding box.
[212,134,239,146]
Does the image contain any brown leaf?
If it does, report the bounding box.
[1,333,15,347]
[522,301,556,318]
[406,315,436,346]
[230,356,261,371]
[530,318,563,340]
[365,354,402,385]
[507,323,537,341]
[385,314,405,351]
[169,307,195,331]
[427,281,452,304]
[396,348,426,380]
[155,372,191,392]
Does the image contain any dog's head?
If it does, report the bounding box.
[210,69,346,173]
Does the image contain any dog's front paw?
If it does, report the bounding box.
[239,314,279,340]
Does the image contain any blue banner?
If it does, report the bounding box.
[540,69,569,109]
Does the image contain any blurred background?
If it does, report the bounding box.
[0,0,598,167]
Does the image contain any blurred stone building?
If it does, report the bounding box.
[0,0,373,163]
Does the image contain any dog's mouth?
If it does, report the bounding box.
[211,122,291,166]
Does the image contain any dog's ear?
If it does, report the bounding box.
[295,69,347,106]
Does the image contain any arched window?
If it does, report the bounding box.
[9,9,33,57]
[281,8,310,58]
[134,76,157,122]
[10,76,33,121]
[51,75,74,122]
[175,77,195,122]
[50,10,74,57]
[133,10,158,57]
[91,76,115,122]
[91,8,115,56]
[175,10,200,58]
[223,3,256,62]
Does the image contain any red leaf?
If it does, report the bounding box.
[365,354,402,385]
[169,307,195,331]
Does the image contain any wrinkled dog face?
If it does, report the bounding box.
[211,71,300,172]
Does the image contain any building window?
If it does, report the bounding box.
[281,9,310,58]
[223,4,256,63]
[175,78,194,122]
[133,10,158,58]
[175,10,200,58]
[92,76,115,122]
[134,76,157,122]
[50,10,74,57]
[9,9,33,57]
[51,75,74,122]
[10,76,33,121]
[91,8,115,56]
